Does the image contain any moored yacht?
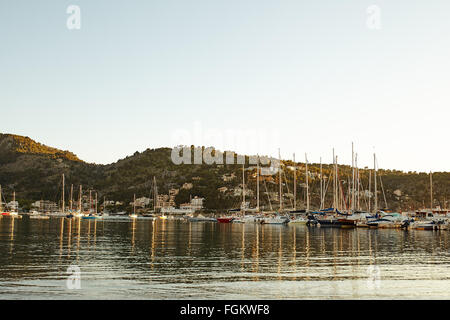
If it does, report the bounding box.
[262,212,289,225]
[217,216,234,223]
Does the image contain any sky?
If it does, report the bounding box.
[0,0,449,172]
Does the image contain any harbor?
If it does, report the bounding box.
[1,216,450,299]
[1,145,448,232]
[1,0,449,303]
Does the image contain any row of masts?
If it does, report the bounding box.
[2,153,439,214]
[58,174,98,214]
[239,144,438,214]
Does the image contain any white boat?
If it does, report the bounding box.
[73,211,85,218]
[102,215,130,221]
[262,214,289,225]
[410,217,448,230]
[366,212,409,228]
[47,211,67,217]
[136,215,156,220]
[243,215,265,223]
[29,214,50,220]
[409,220,437,230]
[232,217,244,223]
[9,191,19,216]
[187,214,217,222]
[289,216,308,224]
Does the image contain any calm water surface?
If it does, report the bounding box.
[1,216,450,299]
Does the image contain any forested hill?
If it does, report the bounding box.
[0,133,448,212]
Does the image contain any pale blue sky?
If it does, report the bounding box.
[1,1,449,172]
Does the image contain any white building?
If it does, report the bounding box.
[31,200,58,212]
[190,196,204,210]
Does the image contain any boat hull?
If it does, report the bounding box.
[262,217,289,225]
[289,219,308,224]
[29,215,50,220]
[82,216,100,220]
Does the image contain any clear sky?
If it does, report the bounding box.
[1,1,449,172]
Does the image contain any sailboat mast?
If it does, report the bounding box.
[70,184,73,211]
[348,176,351,211]
[374,153,377,214]
[278,149,282,211]
[305,153,309,212]
[293,153,296,211]
[351,143,355,213]
[356,154,360,211]
[242,163,245,214]
[89,190,92,214]
[133,194,136,215]
[62,174,65,214]
[320,157,323,210]
[153,177,158,212]
[257,155,260,212]
[95,192,98,214]
[13,191,16,212]
[368,170,371,213]
[79,185,82,212]
[430,171,433,210]
[0,185,2,212]
[332,149,336,210]
[335,155,339,211]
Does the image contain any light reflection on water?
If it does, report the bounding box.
[0,217,450,299]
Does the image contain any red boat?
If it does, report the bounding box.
[217,217,234,223]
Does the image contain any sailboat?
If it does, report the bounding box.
[83,191,102,220]
[335,144,362,227]
[410,172,446,230]
[70,185,84,218]
[262,150,289,225]
[312,150,343,227]
[7,191,19,217]
[150,177,167,220]
[220,164,248,224]
[262,212,289,224]
[237,157,266,223]
[289,153,308,224]
[233,163,254,223]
